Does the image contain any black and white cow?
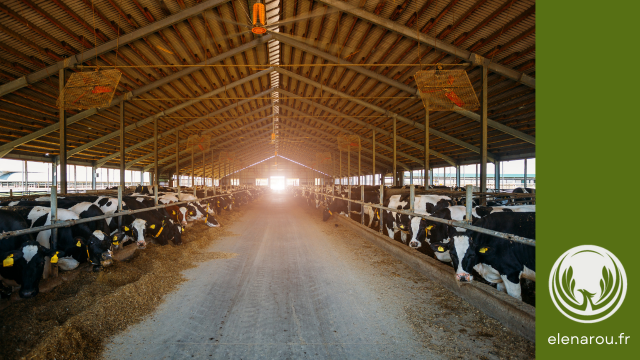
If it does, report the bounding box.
[408,205,535,262]
[121,198,182,246]
[0,206,92,275]
[0,210,63,298]
[430,212,535,300]
[322,190,380,227]
[382,194,453,243]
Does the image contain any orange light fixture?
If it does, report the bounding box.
[252,2,266,34]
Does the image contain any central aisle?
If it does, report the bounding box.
[104,193,440,359]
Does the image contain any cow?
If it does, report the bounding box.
[0,206,93,275]
[408,205,535,262]
[322,190,380,227]
[382,194,453,244]
[0,210,63,298]
[430,212,535,300]
[2,200,111,235]
[121,198,182,246]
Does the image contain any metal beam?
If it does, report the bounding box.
[97,84,275,167]
[76,69,273,162]
[273,33,534,145]
[275,68,497,161]
[278,108,407,172]
[315,0,535,88]
[126,104,272,169]
[278,89,456,166]
[0,36,269,159]
[0,0,234,97]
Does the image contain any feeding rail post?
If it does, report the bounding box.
[466,184,473,224]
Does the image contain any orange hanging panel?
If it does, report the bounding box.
[253,3,266,25]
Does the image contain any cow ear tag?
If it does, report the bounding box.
[3,254,14,267]
[76,241,82,247]
[172,211,176,215]
[150,224,156,229]
[50,252,59,264]
[479,247,489,254]
[437,246,444,252]
[124,226,130,231]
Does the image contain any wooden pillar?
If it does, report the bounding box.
[59,68,68,194]
[480,65,488,204]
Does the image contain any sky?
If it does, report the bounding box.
[0,157,535,180]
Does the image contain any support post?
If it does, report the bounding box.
[523,158,528,188]
[120,101,126,195]
[347,146,351,216]
[59,68,67,194]
[360,182,365,226]
[91,161,97,190]
[191,146,195,194]
[176,131,181,198]
[379,181,384,235]
[409,183,415,212]
[117,185,123,229]
[456,165,461,188]
[495,161,501,191]
[425,101,429,190]
[393,116,397,186]
[466,184,473,224]
[372,130,376,184]
[50,185,58,277]
[339,150,342,186]
[480,65,488,204]
[154,112,158,204]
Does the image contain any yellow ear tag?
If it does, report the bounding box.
[426,225,434,230]
[76,241,82,247]
[124,226,130,231]
[150,224,156,229]
[172,211,176,215]
[3,254,14,267]
[87,248,90,258]
[437,246,444,252]
[50,252,59,264]
[479,247,488,254]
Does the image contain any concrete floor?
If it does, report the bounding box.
[103,193,533,359]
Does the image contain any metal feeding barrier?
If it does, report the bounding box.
[0,188,252,240]
[57,69,122,110]
[307,184,535,247]
[414,68,480,111]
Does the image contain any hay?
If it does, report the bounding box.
[0,209,242,360]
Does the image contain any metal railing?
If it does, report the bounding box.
[305,184,535,246]
[0,187,256,240]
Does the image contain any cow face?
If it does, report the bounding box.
[204,212,220,228]
[2,243,62,298]
[86,231,113,270]
[431,233,474,282]
[127,218,147,247]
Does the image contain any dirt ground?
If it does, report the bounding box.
[300,202,535,359]
[0,207,243,360]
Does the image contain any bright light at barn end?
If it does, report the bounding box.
[270,176,285,191]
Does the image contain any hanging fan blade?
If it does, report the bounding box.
[203,9,252,29]
[268,31,360,58]
[213,30,254,44]
[266,6,344,28]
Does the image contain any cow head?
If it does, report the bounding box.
[86,230,113,271]
[126,218,147,248]
[1,243,63,298]
[431,231,474,282]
